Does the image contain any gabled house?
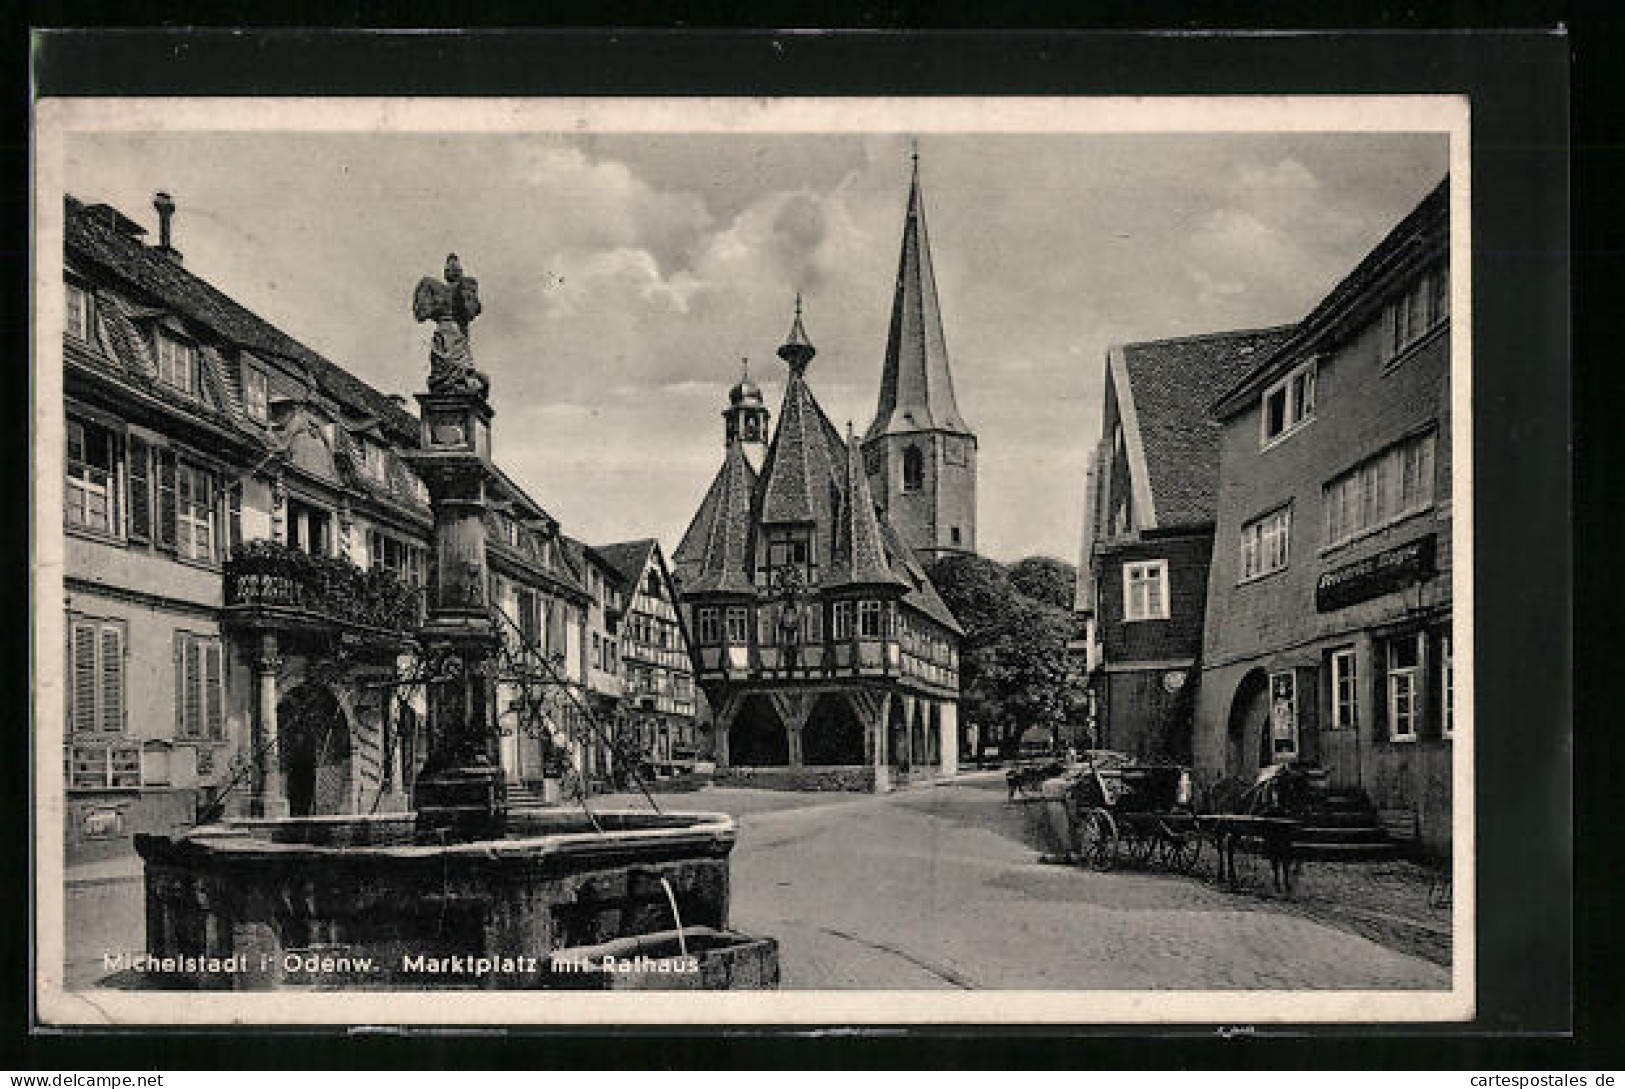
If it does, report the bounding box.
[1074,325,1295,759]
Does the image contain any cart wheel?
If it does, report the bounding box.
[1163,831,1202,875]
[1127,826,1157,867]
[1081,809,1118,872]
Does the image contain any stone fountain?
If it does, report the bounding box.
[131,255,778,991]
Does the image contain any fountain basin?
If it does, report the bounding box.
[132,808,764,990]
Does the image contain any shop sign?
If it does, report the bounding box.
[1315,534,1437,612]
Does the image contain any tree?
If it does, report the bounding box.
[925,553,1087,751]
[1006,555,1077,610]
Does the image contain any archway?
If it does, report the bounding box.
[729,695,788,767]
[278,682,352,817]
[804,693,865,766]
[1226,668,1270,780]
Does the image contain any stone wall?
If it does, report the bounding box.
[714,765,876,792]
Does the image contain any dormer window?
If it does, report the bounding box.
[155,329,198,396]
[65,282,91,342]
[1261,359,1316,448]
[359,439,386,481]
[1383,263,1449,367]
[242,363,269,423]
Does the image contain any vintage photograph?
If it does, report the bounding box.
[33,96,1470,1025]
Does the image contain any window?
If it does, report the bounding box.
[287,498,332,556]
[1261,359,1316,447]
[764,529,814,581]
[1386,633,1424,741]
[1239,507,1292,581]
[757,606,777,647]
[65,282,90,341]
[803,604,823,643]
[369,530,427,586]
[902,445,924,492]
[832,601,854,640]
[724,607,749,646]
[950,526,962,546]
[859,600,883,638]
[66,417,119,535]
[1323,429,1437,547]
[69,617,126,735]
[1441,632,1454,739]
[175,463,215,561]
[1384,264,1449,364]
[646,570,662,599]
[243,364,269,423]
[1330,647,1358,732]
[697,608,720,646]
[155,330,198,396]
[175,632,226,740]
[68,741,141,791]
[1123,560,1169,621]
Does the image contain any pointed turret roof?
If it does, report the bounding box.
[865,158,972,441]
[758,305,845,525]
[827,423,909,591]
[672,440,759,595]
[777,291,816,375]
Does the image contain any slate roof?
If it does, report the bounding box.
[827,423,909,592]
[1118,325,1297,529]
[865,164,972,441]
[1212,177,1450,418]
[673,442,759,595]
[65,194,419,445]
[593,539,659,592]
[676,304,964,636]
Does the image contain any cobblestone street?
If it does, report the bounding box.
[63,775,1449,992]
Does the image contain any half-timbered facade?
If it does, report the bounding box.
[673,303,963,792]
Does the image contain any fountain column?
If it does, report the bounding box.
[401,254,506,840]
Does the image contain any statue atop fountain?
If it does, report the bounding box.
[413,253,490,397]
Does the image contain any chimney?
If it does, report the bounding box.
[152,191,181,261]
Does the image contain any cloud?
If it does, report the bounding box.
[64,130,1447,561]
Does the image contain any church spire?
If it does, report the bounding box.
[864,150,972,441]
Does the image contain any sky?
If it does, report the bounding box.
[64,130,1447,563]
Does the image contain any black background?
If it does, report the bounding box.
[7,16,1592,1071]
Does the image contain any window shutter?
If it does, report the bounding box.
[156,449,178,550]
[100,625,124,733]
[184,637,202,739]
[204,641,224,739]
[127,436,151,543]
[228,483,243,552]
[551,601,568,660]
[174,633,186,738]
[71,621,97,734]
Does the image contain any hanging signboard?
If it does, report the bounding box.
[1315,533,1437,612]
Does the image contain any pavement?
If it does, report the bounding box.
[60,773,1449,992]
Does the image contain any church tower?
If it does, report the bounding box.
[862,151,978,560]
